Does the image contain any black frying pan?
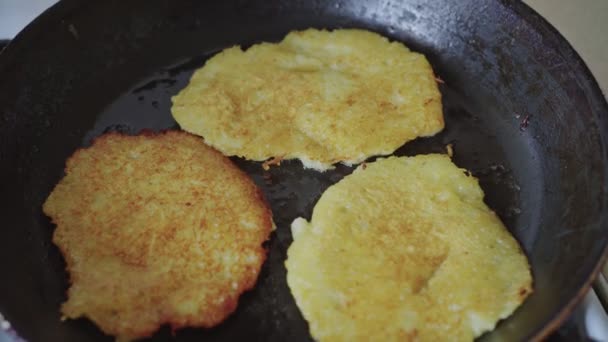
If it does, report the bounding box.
[1,0,607,341]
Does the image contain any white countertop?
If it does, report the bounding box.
[0,0,57,39]
[1,0,606,94]
[526,0,607,94]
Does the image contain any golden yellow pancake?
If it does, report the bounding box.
[172,29,443,171]
[43,131,273,341]
[286,154,532,341]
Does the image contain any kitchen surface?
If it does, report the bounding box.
[0,0,607,341]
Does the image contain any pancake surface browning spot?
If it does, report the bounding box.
[43,131,273,340]
[172,29,444,171]
[286,154,532,341]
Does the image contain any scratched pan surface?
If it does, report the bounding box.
[0,0,608,341]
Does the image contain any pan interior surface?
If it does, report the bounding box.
[0,0,607,341]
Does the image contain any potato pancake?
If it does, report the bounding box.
[172,29,443,171]
[286,154,532,341]
[43,131,273,341]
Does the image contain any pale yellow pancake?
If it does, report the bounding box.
[286,154,532,341]
[43,131,273,341]
[172,29,443,171]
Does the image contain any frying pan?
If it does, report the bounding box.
[0,0,607,341]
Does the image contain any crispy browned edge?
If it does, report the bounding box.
[45,129,275,339]
[47,128,603,339]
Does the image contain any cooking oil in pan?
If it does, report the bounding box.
[74,53,525,340]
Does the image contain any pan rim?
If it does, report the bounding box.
[0,0,608,341]
[502,0,608,340]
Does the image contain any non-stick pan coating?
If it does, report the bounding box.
[0,0,607,341]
